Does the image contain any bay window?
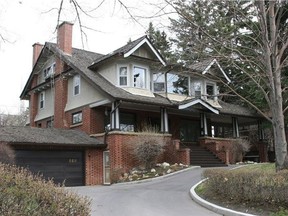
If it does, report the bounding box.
[119,66,128,86]
[133,66,146,88]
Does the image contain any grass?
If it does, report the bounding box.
[197,163,288,216]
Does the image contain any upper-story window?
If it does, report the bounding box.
[119,66,128,86]
[43,63,56,79]
[133,66,146,88]
[39,92,45,109]
[193,81,202,98]
[73,75,80,96]
[206,83,215,100]
[167,74,189,95]
[153,73,165,92]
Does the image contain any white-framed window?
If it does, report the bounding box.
[153,73,165,92]
[43,63,56,79]
[206,83,215,100]
[167,73,189,95]
[72,111,82,124]
[133,66,146,88]
[39,92,45,109]
[73,74,80,96]
[193,81,202,98]
[119,66,128,86]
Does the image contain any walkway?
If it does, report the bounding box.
[70,167,220,216]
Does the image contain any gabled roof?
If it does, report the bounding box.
[178,98,219,114]
[30,42,172,107]
[89,35,166,68]
[20,36,259,119]
[0,126,105,147]
[189,58,231,83]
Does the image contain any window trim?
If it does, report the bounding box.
[43,62,56,79]
[118,65,128,87]
[153,73,165,93]
[205,82,216,100]
[133,65,148,89]
[72,111,83,125]
[39,92,45,109]
[73,74,81,96]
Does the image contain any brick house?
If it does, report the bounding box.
[19,21,267,185]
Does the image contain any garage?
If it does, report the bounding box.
[16,150,84,186]
[0,126,106,186]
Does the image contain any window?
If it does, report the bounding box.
[167,73,189,95]
[193,81,202,98]
[119,66,128,86]
[47,120,53,128]
[43,63,56,79]
[73,75,80,96]
[206,84,214,99]
[153,73,165,92]
[39,92,45,109]
[133,66,146,88]
[72,112,82,124]
[120,113,136,132]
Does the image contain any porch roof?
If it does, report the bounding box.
[178,98,219,114]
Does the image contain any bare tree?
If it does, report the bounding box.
[0,109,29,127]
[167,0,288,170]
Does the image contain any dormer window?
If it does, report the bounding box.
[119,66,128,86]
[153,73,165,92]
[167,74,189,95]
[133,66,146,88]
[206,83,217,100]
[194,81,202,98]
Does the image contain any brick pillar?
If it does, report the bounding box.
[32,43,43,66]
[29,75,39,127]
[85,149,104,185]
[53,75,68,128]
[57,21,73,55]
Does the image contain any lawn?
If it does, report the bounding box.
[196,163,288,216]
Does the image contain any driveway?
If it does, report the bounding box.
[70,167,220,216]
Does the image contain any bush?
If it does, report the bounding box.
[0,142,15,164]
[133,136,164,169]
[231,138,251,163]
[0,163,91,216]
[202,167,288,207]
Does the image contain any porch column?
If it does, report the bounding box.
[258,120,264,140]
[200,113,208,136]
[160,107,169,133]
[110,101,120,130]
[232,117,239,138]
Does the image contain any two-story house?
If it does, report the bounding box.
[20,21,266,185]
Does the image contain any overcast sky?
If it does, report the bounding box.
[0,0,173,114]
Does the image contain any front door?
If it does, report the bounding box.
[180,120,200,142]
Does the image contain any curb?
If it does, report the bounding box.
[115,166,201,186]
[190,179,257,216]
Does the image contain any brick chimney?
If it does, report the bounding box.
[57,21,73,55]
[32,43,43,66]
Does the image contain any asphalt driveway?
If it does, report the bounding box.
[70,167,220,216]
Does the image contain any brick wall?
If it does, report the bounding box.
[199,137,234,164]
[93,132,190,183]
[85,148,104,185]
[199,137,269,164]
[54,72,68,128]
[65,107,105,134]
